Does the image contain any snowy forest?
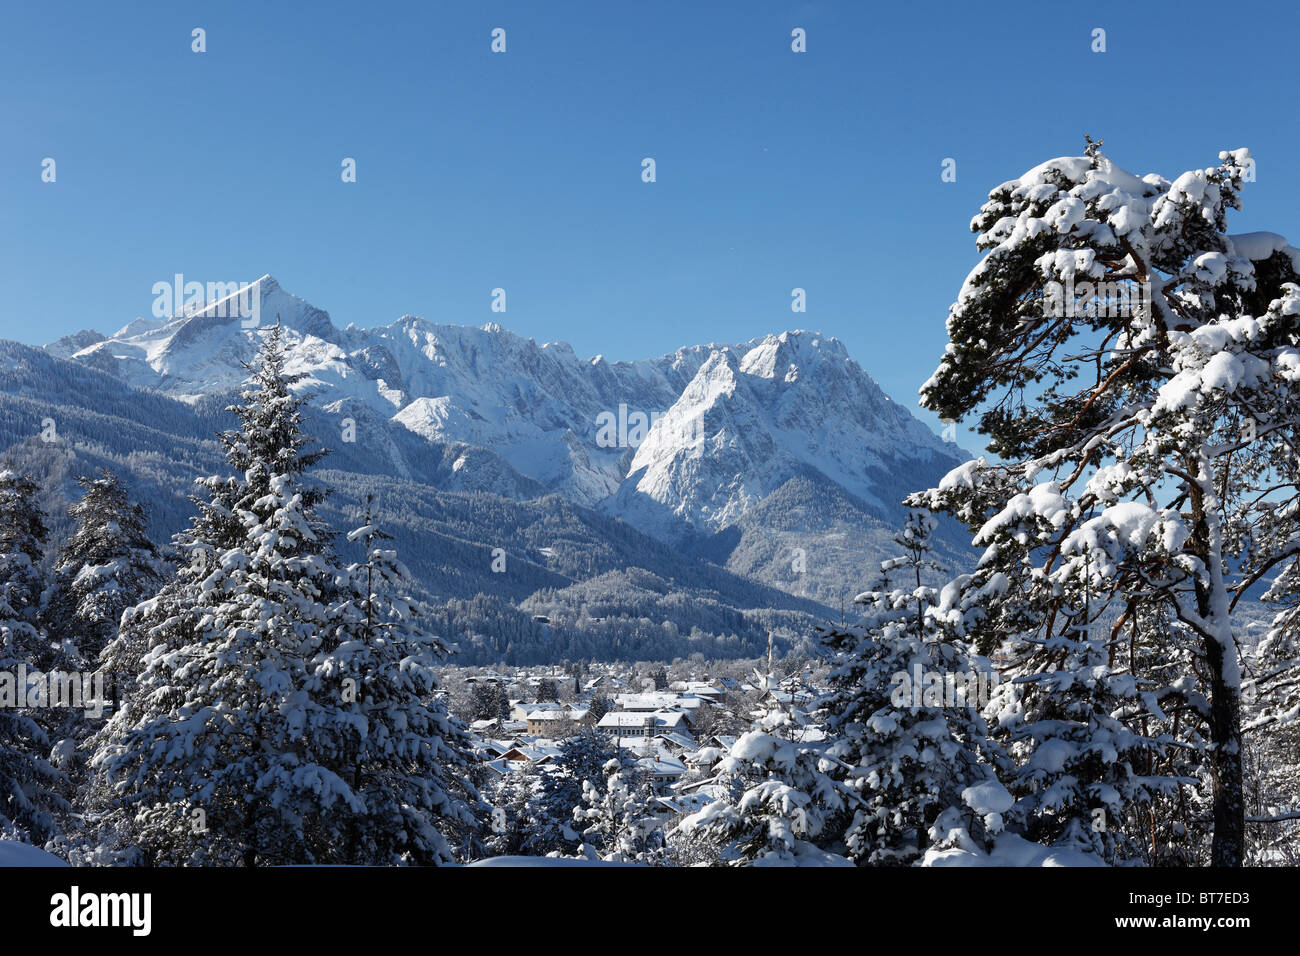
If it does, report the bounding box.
[4,144,1300,869]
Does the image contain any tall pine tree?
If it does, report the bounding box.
[819,510,1005,865]
[50,469,163,673]
[0,468,67,844]
[914,143,1300,865]
[303,499,483,864]
[90,326,362,865]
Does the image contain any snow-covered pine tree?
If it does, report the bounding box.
[0,470,55,671]
[96,468,245,721]
[485,765,543,858]
[1238,554,1300,862]
[674,703,849,866]
[304,500,483,864]
[1241,717,1300,864]
[818,509,1005,865]
[1114,601,1212,865]
[530,729,618,854]
[0,469,67,844]
[39,470,165,813]
[975,597,1182,862]
[1244,470,1300,741]
[49,469,163,673]
[913,142,1300,866]
[573,756,662,863]
[89,325,362,866]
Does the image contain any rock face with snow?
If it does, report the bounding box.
[51,276,964,562]
[612,331,956,541]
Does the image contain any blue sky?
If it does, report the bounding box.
[3,0,1299,440]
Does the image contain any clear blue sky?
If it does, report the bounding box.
[3,0,1299,439]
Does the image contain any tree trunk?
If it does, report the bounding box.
[1205,636,1244,866]
[1190,466,1244,867]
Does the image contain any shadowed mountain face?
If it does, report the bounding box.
[1,277,974,662]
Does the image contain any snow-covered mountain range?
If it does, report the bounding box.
[47,275,962,549]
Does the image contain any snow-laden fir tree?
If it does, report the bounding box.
[0,469,67,844]
[88,325,365,866]
[36,468,163,811]
[1245,488,1300,738]
[96,466,245,722]
[529,729,619,854]
[1241,717,1300,864]
[919,464,1191,864]
[0,470,54,671]
[49,469,163,673]
[1237,554,1300,863]
[675,704,849,866]
[1115,601,1212,865]
[818,509,1006,865]
[913,142,1300,865]
[42,469,164,803]
[485,765,543,858]
[574,756,663,863]
[304,500,483,864]
[975,609,1183,862]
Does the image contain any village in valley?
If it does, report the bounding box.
[439,654,828,859]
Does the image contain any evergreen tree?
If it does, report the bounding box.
[574,756,662,863]
[913,143,1300,865]
[530,730,618,854]
[536,677,559,703]
[485,765,542,858]
[97,466,247,719]
[0,470,54,670]
[675,707,848,866]
[89,326,361,866]
[479,682,512,722]
[0,469,67,844]
[819,510,1004,865]
[304,500,483,864]
[586,695,611,723]
[42,469,165,809]
[49,469,163,672]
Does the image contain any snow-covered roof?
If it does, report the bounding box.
[598,712,655,728]
[652,732,697,752]
[524,710,570,722]
[637,756,687,776]
[615,692,697,709]
[597,710,688,731]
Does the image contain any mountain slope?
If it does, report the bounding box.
[53,277,967,574]
[608,331,959,542]
[0,339,836,664]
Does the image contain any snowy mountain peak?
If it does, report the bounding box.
[738,330,849,381]
[612,332,958,540]
[45,279,961,546]
[53,274,340,399]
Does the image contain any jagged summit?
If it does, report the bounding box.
[44,278,962,548]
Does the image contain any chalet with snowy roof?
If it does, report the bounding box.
[510,700,564,721]
[525,710,570,736]
[637,755,688,793]
[651,731,697,755]
[759,688,815,707]
[522,706,586,736]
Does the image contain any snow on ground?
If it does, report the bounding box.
[468,856,639,867]
[0,841,69,867]
[922,833,1105,868]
